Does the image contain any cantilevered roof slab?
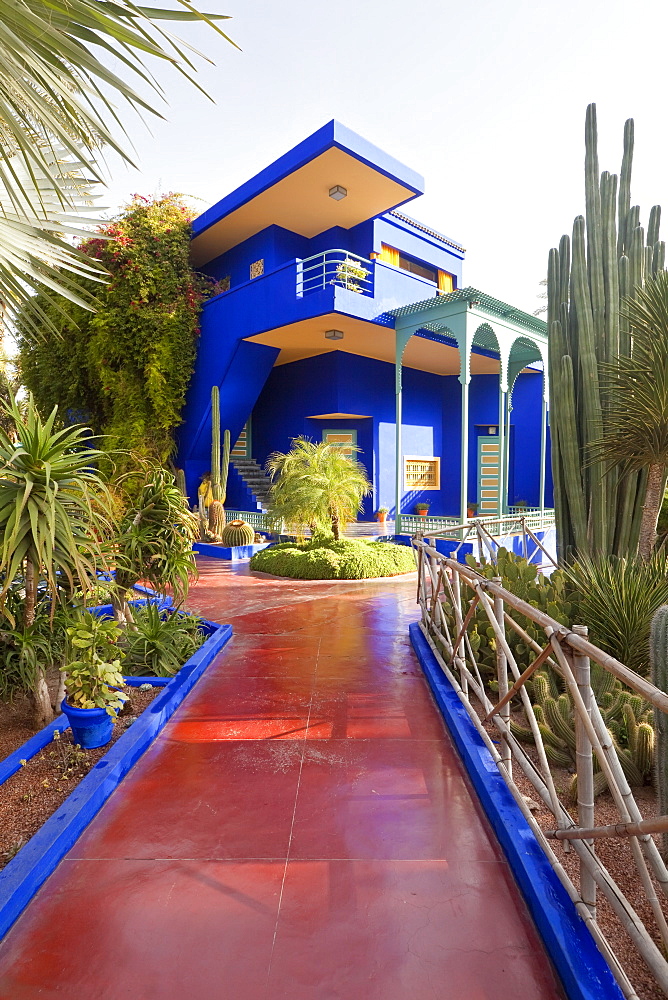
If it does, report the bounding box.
[191,122,424,267]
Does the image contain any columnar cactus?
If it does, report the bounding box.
[175,468,187,499]
[650,605,668,856]
[547,105,665,562]
[208,384,231,538]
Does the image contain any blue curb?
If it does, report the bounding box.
[409,622,624,1000]
[0,622,232,941]
[193,541,270,561]
[0,716,69,788]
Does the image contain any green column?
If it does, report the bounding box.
[395,328,413,534]
[459,378,469,522]
[498,386,506,518]
[539,395,547,519]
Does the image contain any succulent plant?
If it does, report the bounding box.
[547,104,664,563]
[208,384,231,535]
[650,605,668,855]
[220,519,254,548]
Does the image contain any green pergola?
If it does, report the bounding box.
[389,287,549,524]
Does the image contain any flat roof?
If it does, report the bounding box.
[191,121,424,267]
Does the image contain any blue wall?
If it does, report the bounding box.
[248,352,549,518]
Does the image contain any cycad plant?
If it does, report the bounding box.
[594,271,668,560]
[266,438,371,539]
[0,394,115,723]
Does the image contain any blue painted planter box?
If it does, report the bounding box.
[0,615,232,941]
[193,541,270,561]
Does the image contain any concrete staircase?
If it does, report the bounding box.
[231,459,272,512]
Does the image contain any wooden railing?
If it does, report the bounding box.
[412,536,668,999]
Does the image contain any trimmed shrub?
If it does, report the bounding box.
[250,538,415,580]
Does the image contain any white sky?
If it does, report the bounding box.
[100,0,668,315]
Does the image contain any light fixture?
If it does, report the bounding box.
[329,185,347,201]
[325,329,344,340]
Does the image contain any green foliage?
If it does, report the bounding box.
[547,105,665,562]
[113,464,199,612]
[266,437,371,538]
[565,555,668,676]
[121,604,204,677]
[250,538,415,580]
[0,0,234,335]
[18,195,218,466]
[62,612,127,716]
[459,549,659,792]
[0,393,114,628]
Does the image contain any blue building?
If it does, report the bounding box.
[178,122,552,530]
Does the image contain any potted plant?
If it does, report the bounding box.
[467,502,478,518]
[414,502,430,517]
[60,613,128,749]
[375,506,389,524]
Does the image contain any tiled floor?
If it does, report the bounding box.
[0,559,565,999]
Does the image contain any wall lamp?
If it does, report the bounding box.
[325,329,344,340]
[329,185,347,201]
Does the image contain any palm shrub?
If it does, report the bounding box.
[266,437,371,539]
[112,464,199,625]
[0,395,115,723]
[593,271,668,561]
[0,0,234,337]
[121,604,204,677]
[565,555,668,676]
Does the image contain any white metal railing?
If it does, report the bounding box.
[398,512,556,565]
[224,510,272,530]
[297,249,374,297]
[413,536,668,999]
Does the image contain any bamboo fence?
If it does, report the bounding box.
[412,532,668,1000]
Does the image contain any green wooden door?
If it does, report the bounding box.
[477,436,500,516]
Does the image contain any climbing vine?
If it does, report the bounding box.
[18,194,216,464]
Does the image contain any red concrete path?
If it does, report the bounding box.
[0,560,564,999]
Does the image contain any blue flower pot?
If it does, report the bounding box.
[60,699,114,749]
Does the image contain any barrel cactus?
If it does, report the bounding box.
[650,605,668,856]
[220,519,255,548]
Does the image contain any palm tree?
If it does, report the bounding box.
[597,271,668,561]
[0,0,236,334]
[266,438,371,539]
[0,394,116,723]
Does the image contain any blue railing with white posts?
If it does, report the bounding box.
[297,250,374,297]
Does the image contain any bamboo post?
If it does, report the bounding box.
[493,577,511,778]
[451,570,468,697]
[573,624,596,917]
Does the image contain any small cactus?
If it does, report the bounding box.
[175,468,187,499]
[220,520,255,548]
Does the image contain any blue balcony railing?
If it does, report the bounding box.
[297,249,374,297]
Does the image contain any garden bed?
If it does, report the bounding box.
[250,537,417,580]
[0,684,160,870]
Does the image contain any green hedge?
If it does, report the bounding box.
[250,537,415,580]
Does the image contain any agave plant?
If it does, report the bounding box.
[266,437,371,539]
[0,394,115,722]
[121,604,203,676]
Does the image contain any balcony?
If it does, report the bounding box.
[297,249,374,298]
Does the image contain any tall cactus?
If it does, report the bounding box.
[547,105,665,563]
[208,385,231,538]
[650,605,668,857]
